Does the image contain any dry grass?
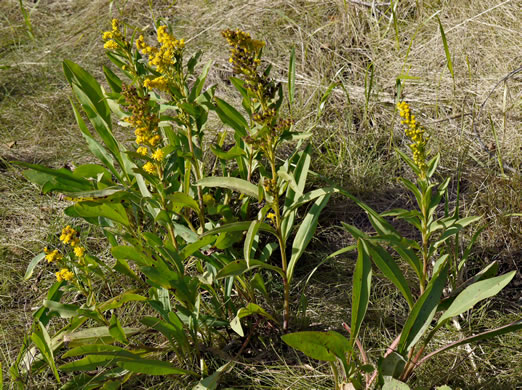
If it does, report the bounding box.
[1,0,520,388]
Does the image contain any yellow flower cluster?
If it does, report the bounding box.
[136,26,185,74]
[152,148,164,161]
[137,146,148,156]
[121,85,161,149]
[56,268,74,282]
[222,29,264,77]
[143,162,156,175]
[102,19,123,50]
[222,29,279,145]
[397,101,429,174]
[44,247,63,263]
[60,225,79,247]
[143,76,169,91]
[74,246,85,258]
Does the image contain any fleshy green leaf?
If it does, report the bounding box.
[350,239,372,349]
[366,243,414,308]
[24,252,45,281]
[230,303,275,337]
[31,322,60,382]
[287,194,330,283]
[196,177,259,199]
[282,331,351,363]
[214,97,248,137]
[398,265,448,353]
[109,314,128,344]
[438,271,515,324]
[244,221,262,268]
[74,202,130,227]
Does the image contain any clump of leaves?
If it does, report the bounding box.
[283,102,520,389]
[12,20,334,388]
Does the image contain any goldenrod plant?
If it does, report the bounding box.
[12,20,333,387]
[282,103,520,389]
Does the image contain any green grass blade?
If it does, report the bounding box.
[437,17,454,80]
[288,47,296,106]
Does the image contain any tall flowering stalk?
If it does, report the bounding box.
[397,101,429,179]
[222,29,305,330]
[283,102,517,389]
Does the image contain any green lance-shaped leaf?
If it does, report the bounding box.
[64,61,124,166]
[282,331,351,362]
[214,97,248,137]
[31,322,60,382]
[61,186,125,201]
[180,235,216,260]
[100,291,148,311]
[210,144,245,160]
[116,357,195,376]
[168,192,201,213]
[65,60,136,180]
[63,60,112,130]
[140,316,189,351]
[395,148,421,177]
[43,300,79,318]
[59,351,135,372]
[103,65,122,93]
[287,194,330,283]
[63,326,141,348]
[242,221,260,269]
[350,239,373,349]
[196,177,259,200]
[426,153,440,179]
[201,221,276,238]
[282,186,337,218]
[398,264,448,354]
[70,99,123,182]
[216,259,284,280]
[74,201,130,227]
[230,303,276,337]
[111,246,152,267]
[438,261,499,311]
[193,361,236,390]
[316,82,336,121]
[24,252,45,281]
[189,59,213,102]
[378,351,407,378]
[17,162,92,193]
[366,243,414,309]
[438,271,515,325]
[281,145,312,241]
[109,314,128,344]
[382,378,411,390]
